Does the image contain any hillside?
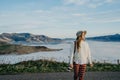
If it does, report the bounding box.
[0,42,62,55]
[87,34,120,42]
[0,33,62,44]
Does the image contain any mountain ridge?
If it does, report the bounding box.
[87,33,120,42]
[0,33,63,44]
[0,33,120,43]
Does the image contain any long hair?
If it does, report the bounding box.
[75,31,87,52]
[76,32,85,52]
[76,36,82,52]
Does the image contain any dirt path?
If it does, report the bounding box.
[0,72,120,80]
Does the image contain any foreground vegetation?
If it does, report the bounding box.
[0,60,120,75]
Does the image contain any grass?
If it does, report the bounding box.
[86,62,120,72]
[0,60,120,75]
[0,60,68,75]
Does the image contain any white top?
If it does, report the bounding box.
[69,41,92,64]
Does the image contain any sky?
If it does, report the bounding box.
[0,0,120,38]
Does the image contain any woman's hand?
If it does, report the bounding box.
[90,64,93,67]
[69,64,73,69]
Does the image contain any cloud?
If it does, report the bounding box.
[88,17,120,23]
[72,13,86,17]
[63,0,89,5]
[63,0,115,8]
[0,0,120,37]
[88,3,103,8]
[97,14,120,23]
[33,10,51,14]
[85,10,120,23]
[106,0,114,3]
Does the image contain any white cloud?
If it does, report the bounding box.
[88,3,103,8]
[72,13,86,17]
[106,0,113,3]
[63,0,89,5]
[0,12,26,17]
[88,17,120,23]
[64,0,89,5]
[85,10,120,23]
[33,10,51,14]
[63,0,115,8]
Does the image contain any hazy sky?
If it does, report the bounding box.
[0,0,120,38]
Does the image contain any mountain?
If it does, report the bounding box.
[0,33,63,44]
[87,34,120,42]
[0,33,120,43]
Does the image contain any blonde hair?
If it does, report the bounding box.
[76,31,87,52]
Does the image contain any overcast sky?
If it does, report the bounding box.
[0,0,120,38]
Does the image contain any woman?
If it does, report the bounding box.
[69,30,93,80]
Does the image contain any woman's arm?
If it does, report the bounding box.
[87,43,93,65]
[69,42,74,68]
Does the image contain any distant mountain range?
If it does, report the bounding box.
[0,33,120,43]
[0,33,63,44]
[87,34,120,42]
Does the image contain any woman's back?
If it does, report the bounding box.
[74,41,91,64]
